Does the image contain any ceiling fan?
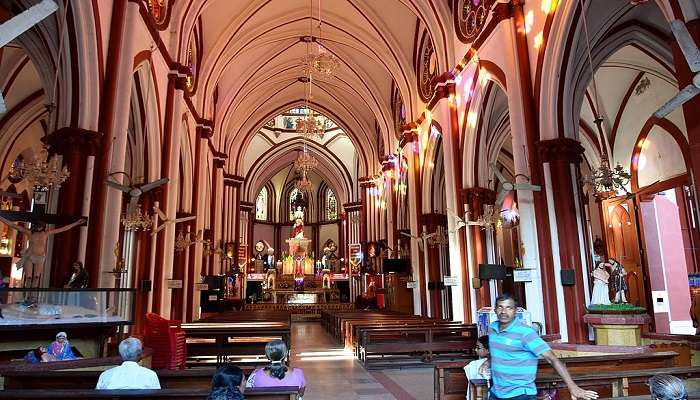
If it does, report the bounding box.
[654,20,700,118]
[151,206,197,235]
[450,205,502,232]
[492,163,541,209]
[105,172,168,214]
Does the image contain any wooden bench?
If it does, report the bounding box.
[182,311,291,366]
[0,386,300,399]
[1,367,256,390]
[348,321,468,354]
[469,366,700,400]
[434,351,680,400]
[358,325,477,369]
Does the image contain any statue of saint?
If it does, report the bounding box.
[610,258,628,303]
[590,262,611,305]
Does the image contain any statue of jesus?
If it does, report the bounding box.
[290,207,305,239]
[0,216,86,282]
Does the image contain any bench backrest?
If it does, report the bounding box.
[0,387,300,399]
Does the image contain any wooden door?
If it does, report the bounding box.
[602,200,646,308]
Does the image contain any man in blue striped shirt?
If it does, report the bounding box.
[489,294,598,400]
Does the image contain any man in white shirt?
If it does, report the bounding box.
[96,337,161,390]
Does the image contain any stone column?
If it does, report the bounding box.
[422,213,447,318]
[44,128,101,287]
[671,19,700,271]
[537,138,589,343]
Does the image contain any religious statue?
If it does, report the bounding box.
[64,261,89,288]
[265,247,275,270]
[254,241,266,273]
[610,258,628,303]
[0,216,86,283]
[291,207,305,239]
[590,262,611,305]
[25,331,78,363]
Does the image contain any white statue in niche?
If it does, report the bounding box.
[590,262,611,305]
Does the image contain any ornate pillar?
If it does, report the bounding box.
[537,138,589,343]
[462,187,496,308]
[85,0,136,287]
[45,128,101,287]
[671,19,700,271]
[403,130,427,316]
[210,156,225,273]
[186,122,212,322]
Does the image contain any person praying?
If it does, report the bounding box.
[47,331,78,360]
[65,261,89,288]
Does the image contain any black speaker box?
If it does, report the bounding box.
[560,269,576,286]
[140,280,152,292]
[383,259,410,274]
[478,264,507,280]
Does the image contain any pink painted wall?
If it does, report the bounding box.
[640,200,669,333]
[654,196,691,321]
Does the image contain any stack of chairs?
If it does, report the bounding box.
[144,312,187,369]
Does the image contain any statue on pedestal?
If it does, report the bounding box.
[291,207,305,239]
[590,262,611,305]
[610,258,628,303]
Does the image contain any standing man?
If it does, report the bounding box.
[489,294,598,400]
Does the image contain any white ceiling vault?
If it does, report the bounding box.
[169,0,455,197]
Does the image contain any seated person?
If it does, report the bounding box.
[23,346,57,363]
[208,364,245,400]
[464,336,490,399]
[649,374,688,400]
[246,340,305,397]
[47,332,78,360]
[96,337,160,390]
[64,261,89,288]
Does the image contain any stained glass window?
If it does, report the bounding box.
[256,187,267,221]
[326,189,337,220]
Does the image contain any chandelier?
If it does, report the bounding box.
[302,46,339,78]
[121,205,153,231]
[582,156,631,197]
[10,144,69,190]
[295,173,314,193]
[300,0,339,78]
[295,109,326,139]
[294,151,319,173]
[578,0,632,199]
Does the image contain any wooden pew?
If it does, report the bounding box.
[348,320,468,354]
[468,366,700,400]
[0,387,300,399]
[434,351,680,400]
[182,311,291,366]
[1,367,254,390]
[358,325,477,369]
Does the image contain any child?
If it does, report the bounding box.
[464,335,490,399]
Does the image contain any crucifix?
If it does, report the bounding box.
[0,0,58,114]
[0,191,86,288]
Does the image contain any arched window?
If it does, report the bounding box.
[256,187,268,221]
[326,189,337,220]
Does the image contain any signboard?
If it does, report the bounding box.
[246,273,266,281]
[238,244,247,264]
[444,276,458,286]
[195,283,208,290]
[406,281,418,289]
[513,269,534,282]
[348,243,362,273]
[166,279,183,289]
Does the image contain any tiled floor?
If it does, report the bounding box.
[290,322,434,400]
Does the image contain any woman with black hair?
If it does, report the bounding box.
[246,340,305,398]
[208,365,245,400]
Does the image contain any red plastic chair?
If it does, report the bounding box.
[144,313,187,369]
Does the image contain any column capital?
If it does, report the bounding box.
[358,176,376,188]
[536,138,584,164]
[421,213,447,227]
[43,127,103,156]
[461,187,496,206]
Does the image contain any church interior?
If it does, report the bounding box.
[1,0,700,399]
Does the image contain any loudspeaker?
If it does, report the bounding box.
[478,264,507,280]
[200,289,222,313]
[560,269,576,286]
[140,280,152,292]
[383,259,410,274]
[203,275,225,290]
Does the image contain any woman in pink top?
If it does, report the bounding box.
[246,340,305,398]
